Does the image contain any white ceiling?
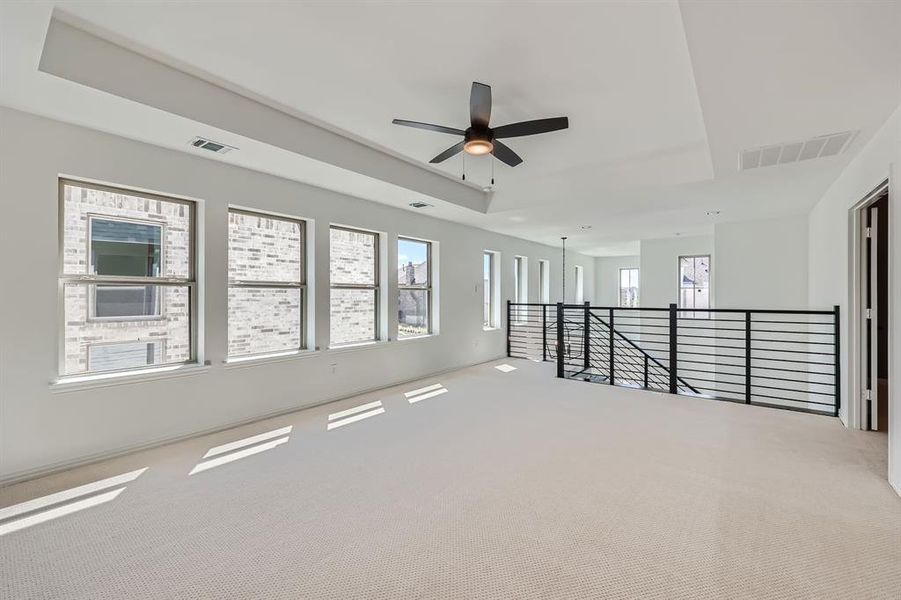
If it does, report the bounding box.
[2,1,899,256]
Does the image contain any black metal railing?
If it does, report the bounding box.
[507,302,840,417]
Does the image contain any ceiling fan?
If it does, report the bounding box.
[392,82,568,168]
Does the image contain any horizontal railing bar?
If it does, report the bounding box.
[751,328,834,335]
[750,393,834,407]
[751,319,834,325]
[752,338,835,346]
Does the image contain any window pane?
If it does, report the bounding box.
[95,285,160,318]
[63,283,191,375]
[330,288,376,345]
[398,289,429,338]
[680,288,695,310]
[228,287,302,357]
[228,212,302,283]
[63,183,190,278]
[680,257,694,289]
[694,256,710,288]
[90,219,161,277]
[397,238,429,287]
[483,253,493,327]
[88,341,164,373]
[330,227,376,285]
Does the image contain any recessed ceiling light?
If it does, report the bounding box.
[408,201,432,209]
[706,210,721,217]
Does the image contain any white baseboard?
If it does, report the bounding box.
[1,355,506,486]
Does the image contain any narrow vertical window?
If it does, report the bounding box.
[483,251,497,328]
[330,226,379,346]
[679,255,710,315]
[398,237,431,338]
[619,268,639,307]
[538,259,550,304]
[513,256,528,304]
[59,180,195,376]
[228,209,305,359]
[574,265,584,303]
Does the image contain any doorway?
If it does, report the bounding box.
[854,183,890,433]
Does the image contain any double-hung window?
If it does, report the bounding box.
[397,237,432,338]
[227,209,305,359]
[59,180,195,376]
[619,268,639,307]
[330,226,379,346]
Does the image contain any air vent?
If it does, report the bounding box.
[189,137,236,154]
[408,201,432,209]
[740,130,857,170]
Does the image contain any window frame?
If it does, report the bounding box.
[483,250,498,329]
[574,265,584,303]
[86,214,167,322]
[538,259,550,304]
[227,208,307,359]
[329,224,381,347]
[677,254,711,315]
[397,236,432,339]
[619,267,639,308]
[58,178,198,377]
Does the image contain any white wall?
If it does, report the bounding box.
[639,235,714,308]
[807,103,901,494]
[714,216,809,309]
[594,255,640,307]
[0,108,595,481]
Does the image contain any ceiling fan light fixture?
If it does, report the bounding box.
[463,139,493,155]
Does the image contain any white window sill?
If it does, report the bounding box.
[397,333,438,343]
[327,340,390,355]
[51,363,210,393]
[483,326,501,332]
[223,349,320,369]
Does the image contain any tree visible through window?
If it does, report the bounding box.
[679,255,710,314]
[619,268,639,307]
[330,226,379,346]
[398,237,431,338]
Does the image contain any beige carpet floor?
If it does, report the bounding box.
[1,359,899,599]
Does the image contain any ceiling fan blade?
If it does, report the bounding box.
[491,140,523,167]
[470,82,492,128]
[492,117,569,139]
[392,119,465,135]
[429,141,466,164]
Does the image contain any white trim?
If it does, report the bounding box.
[51,363,209,393]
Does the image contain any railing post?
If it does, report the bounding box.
[608,307,615,385]
[643,355,649,388]
[834,304,841,417]
[542,304,548,362]
[583,301,591,371]
[506,300,511,358]
[556,302,564,378]
[668,303,678,394]
[745,311,752,404]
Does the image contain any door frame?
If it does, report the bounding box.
[848,180,889,430]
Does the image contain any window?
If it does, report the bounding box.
[397,237,431,338]
[228,209,305,358]
[619,268,639,307]
[538,259,550,304]
[574,265,584,303]
[679,255,710,313]
[513,256,527,303]
[483,251,497,328]
[330,226,379,346]
[60,180,195,376]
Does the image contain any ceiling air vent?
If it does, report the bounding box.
[408,201,432,209]
[189,137,236,154]
[740,130,857,171]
